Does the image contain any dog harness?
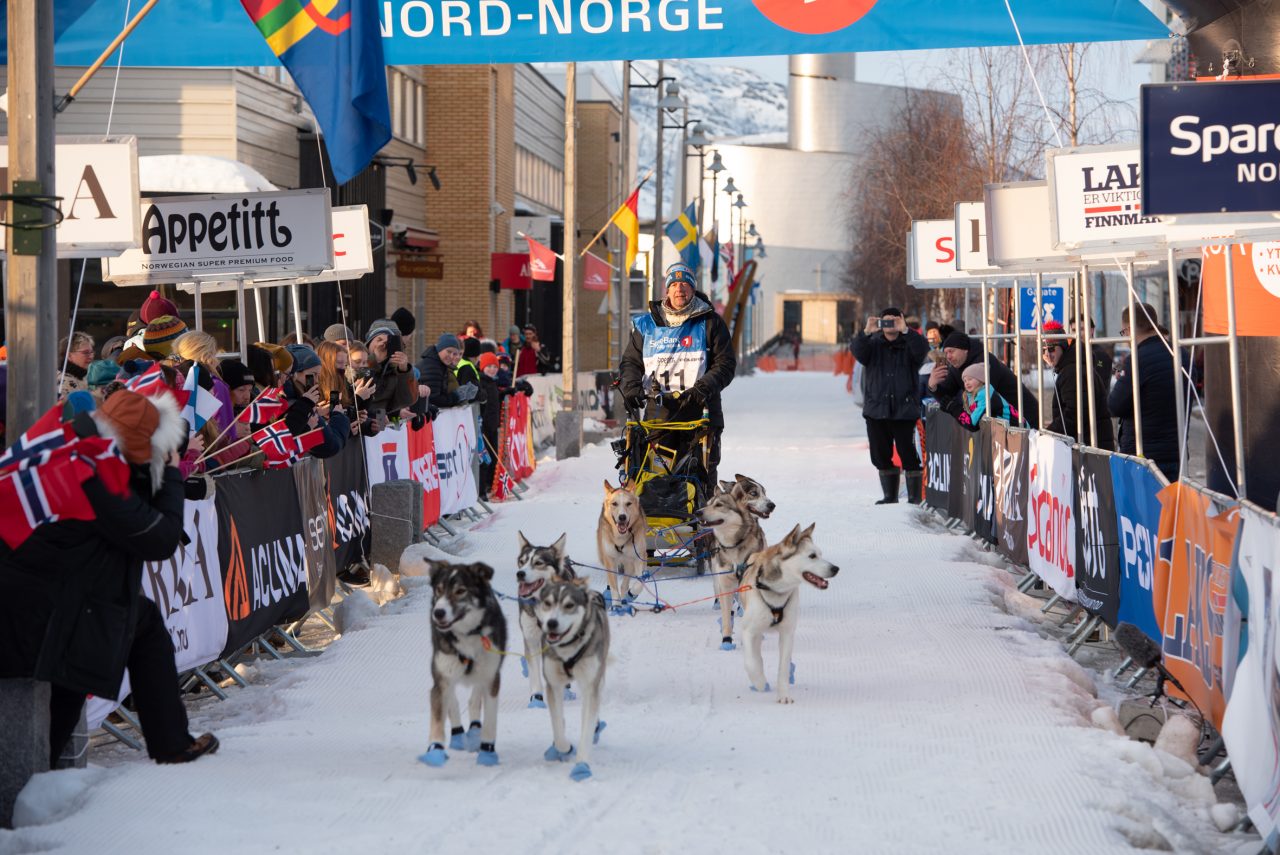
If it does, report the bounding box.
[438,633,476,675]
[551,623,593,678]
[753,578,793,627]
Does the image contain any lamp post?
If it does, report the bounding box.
[722,176,738,267]
[653,77,686,298]
[733,193,748,270]
[707,150,725,245]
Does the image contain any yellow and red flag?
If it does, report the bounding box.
[608,187,641,272]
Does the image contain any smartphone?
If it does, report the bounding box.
[329,391,340,410]
[879,318,897,329]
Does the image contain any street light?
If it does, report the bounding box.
[686,122,710,148]
[629,64,682,298]
[658,80,685,110]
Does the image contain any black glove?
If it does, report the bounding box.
[455,383,480,404]
[514,379,534,397]
[683,385,707,408]
[427,404,440,422]
[624,395,646,413]
[410,413,425,431]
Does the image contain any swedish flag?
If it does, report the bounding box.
[664,201,701,273]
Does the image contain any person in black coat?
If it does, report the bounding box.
[851,307,931,504]
[1041,322,1114,450]
[416,333,478,411]
[1108,303,1187,481]
[928,331,1040,429]
[281,344,350,459]
[618,267,736,485]
[0,390,218,765]
[476,353,533,498]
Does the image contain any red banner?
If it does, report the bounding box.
[408,420,442,528]
[1201,243,1280,336]
[491,393,535,501]
[526,236,557,282]
[490,252,532,291]
[583,251,611,292]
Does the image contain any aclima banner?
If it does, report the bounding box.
[47,1,1168,66]
[1141,79,1280,216]
[106,189,333,286]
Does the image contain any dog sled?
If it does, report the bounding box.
[612,394,715,577]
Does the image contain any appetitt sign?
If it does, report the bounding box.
[1141,79,1280,216]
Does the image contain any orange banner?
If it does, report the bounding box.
[1200,243,1280,336]
[1154,482,1240,728]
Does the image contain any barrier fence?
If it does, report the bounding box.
[921,406,1280,842]
[84,398,536,741]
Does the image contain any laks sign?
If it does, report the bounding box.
[1046,145,1164,252]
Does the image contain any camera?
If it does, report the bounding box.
[879,318,898,329]
[353,367,375,382]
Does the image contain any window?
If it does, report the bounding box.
[387,68,425,146]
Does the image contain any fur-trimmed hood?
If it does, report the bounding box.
[95,389,188,491]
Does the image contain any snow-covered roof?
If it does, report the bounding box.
[139,155,278,195]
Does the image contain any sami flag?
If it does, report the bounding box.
[240,1,390,185]
[665,201,701,273]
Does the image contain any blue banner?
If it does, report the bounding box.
[35,1,1167,67]
[1109,455,1164,641]
[1141,79,1280,216]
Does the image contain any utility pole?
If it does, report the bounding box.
[617,61,631,373]
[555,62,582,459]
[6,1,58,443]
[651,59,664,302]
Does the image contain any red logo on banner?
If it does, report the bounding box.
[526,236,558,282]
[751,0,878,34]
[681,335,693,347]
[408,421,442,527]
[583,252,611,292]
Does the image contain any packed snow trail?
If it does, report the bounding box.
[3,373,1237,854]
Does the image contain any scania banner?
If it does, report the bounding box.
[1026,431,1076,601]
[42,2,1168,67]
[216,469,311,657]
[1073,448,1119,626]
[1154,481,1240,729]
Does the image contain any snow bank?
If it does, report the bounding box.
[332,589,379,636]
[139,155,278,194]
[12,767,109,828]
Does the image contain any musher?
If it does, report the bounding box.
[618,264,736,485]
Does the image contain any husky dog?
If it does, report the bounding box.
[535,577,610,781]
[419,561,508,768]
[596,480,647,607]
[739,524,839,704]
[696,485,766,651]
[516,531,576,708]
[718,473,776,520]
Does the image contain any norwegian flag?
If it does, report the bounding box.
[252,419,295,463]
[237,388,288,425]
[260,426,324,470]
[0,437,130,549]
[0,405,72,473]
[124,363,166,396]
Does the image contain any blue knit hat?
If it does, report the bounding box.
[437,333,462,351]
[285,344,321,373]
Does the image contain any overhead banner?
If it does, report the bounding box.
[1109,455,1164,642]
[105,189,334,286]
[293,458,338,612]
[992,421,1029,567]
[1141,78,1280,216]
[1221,504,1280,844]
[0,137,140,258]
[324,441,371,572]
[1199,243,1280,336]
[434,404,480,515]
[215,469,311,657]
[1154,481,1240,729]
[43,2,1169,67]
[953,201,999,275]
[909,219,979,287]
[1026,431,1076,601]
[408,420,443,528]
[1074,448,1120,626]
[1046,145,1164,253]
[984,181,1077,271]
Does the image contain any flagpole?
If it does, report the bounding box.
[55,0,161,113]
[578,167,654,260]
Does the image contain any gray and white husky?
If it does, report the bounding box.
[535,577,610,781]
[419,561,508,768]
[720,473,776,520]
[739,524,839,704]
[516,531,576,708]
[696,484,767,651]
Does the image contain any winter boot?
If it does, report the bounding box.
[904,471,923,505]
[875,470,901,504]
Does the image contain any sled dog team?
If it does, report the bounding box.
[420,475,839,781]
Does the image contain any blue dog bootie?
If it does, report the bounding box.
[563,685,577,702]
[570,761,592,782]
[418,743,448,767]
[521,657,529,678]
[790,662,797,685]
[544,743,576,762]
[528,693,547,709]
[476,742,500,767]
[750,682,772,693]
[463,721,483,752]
[593,720,607,745]
[448,726,466,751]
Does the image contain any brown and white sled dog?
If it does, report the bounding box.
[516,531,575,708]
[739,524,839,704]
[535,577,610,781]
[419,561,507,768]
[719,473,776,520]
[596,480,647,606]
[696,483,767,651]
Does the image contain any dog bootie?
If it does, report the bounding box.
[476,743,499,767]
[418,744,448,767]
[528,693,547,709]
[570,762,593,782]
[448,727,466,751]
[563,685,577,701]
[463,722,483,752]
[790,662,797,685]
[544,744,575,762]
[720,636,735,651]
[594,720,607,745]
[520,657,529,678]
[750,682,772,693]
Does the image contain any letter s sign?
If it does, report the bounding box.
[934,236,955,264]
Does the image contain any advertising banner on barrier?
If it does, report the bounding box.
[434,405,480,515]
[1074,449,1120,626]
[365,426,411,488]
[972,421,994,542]
[506,393,536,482]
[1110,456,1164,641]
[408,420,443,528]
[325,442,371,572]
[924,412,956,512]
[992,422,1029,566]
[1027,431,1076,601]
[524,372,610,448]
[293,458,337,612]
[216,470,310,657]
[1222,505,1280,843]
[1154,482,1239,728]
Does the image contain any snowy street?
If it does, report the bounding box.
[3,372,1239,854]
